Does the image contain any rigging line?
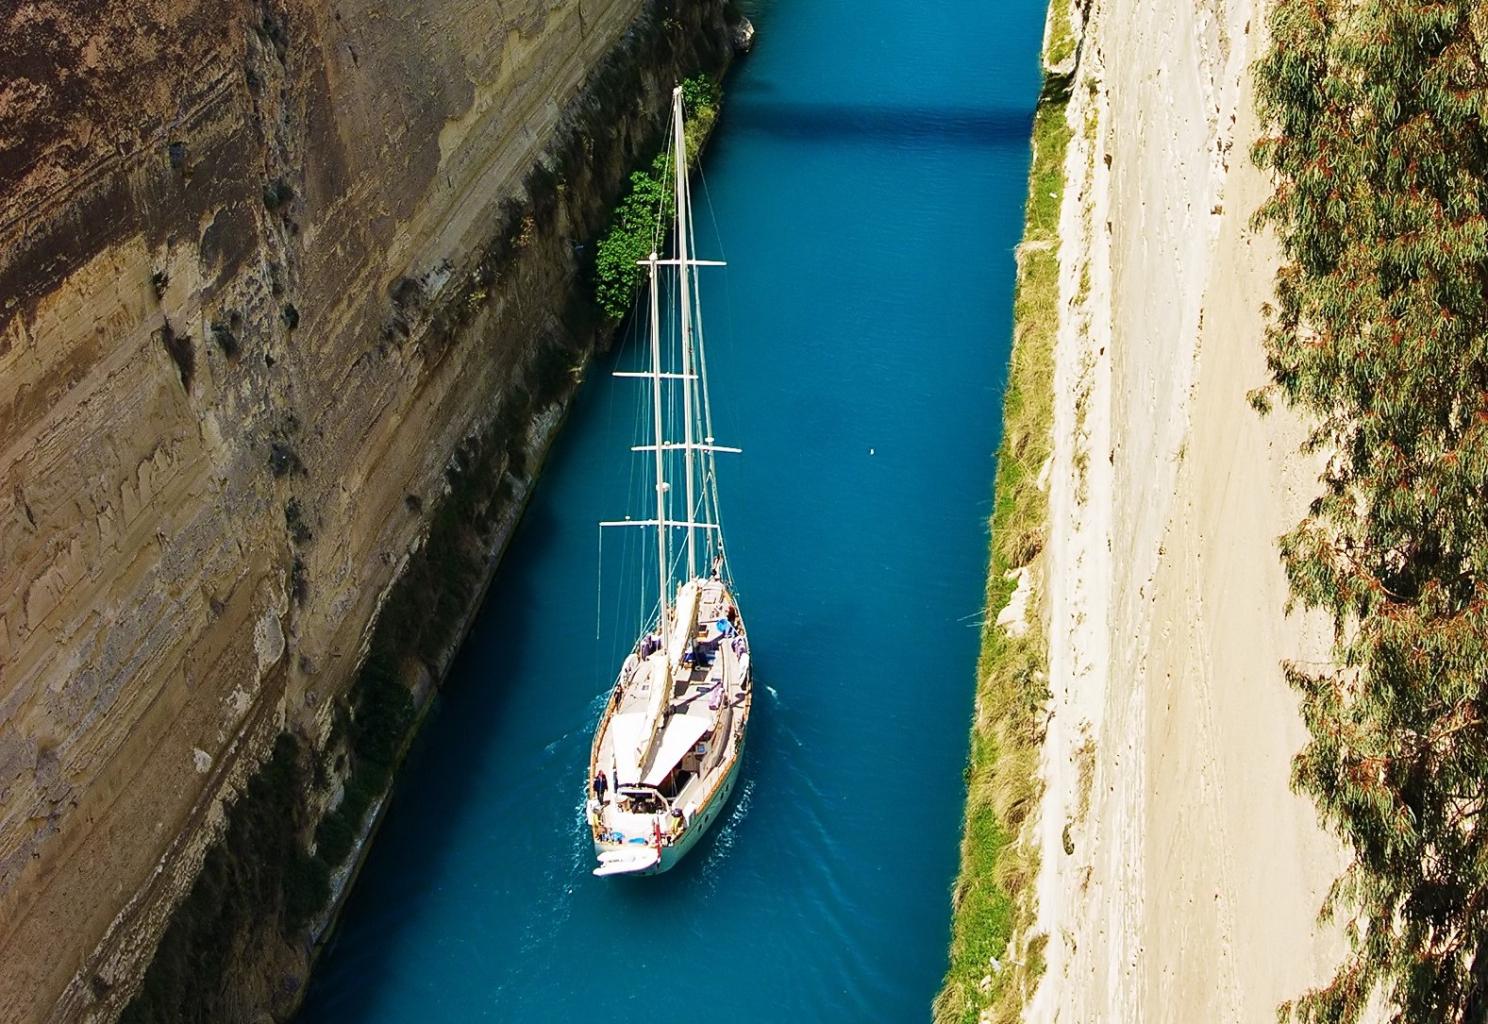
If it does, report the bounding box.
[694,164,735,451]
[625,290,654,657]
[685,196,714,439]
[683,172,725,559]
[617,295,646,655]
[690,271,727,563]
[674,93,701,582]
[696,161,739,470]
[696,162,727,263]
[651,102,679,253]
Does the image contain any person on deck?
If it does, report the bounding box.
[593,770,608,804]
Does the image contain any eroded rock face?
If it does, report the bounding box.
[0,1,729,1020]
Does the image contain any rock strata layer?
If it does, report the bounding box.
[0,1,730,1020]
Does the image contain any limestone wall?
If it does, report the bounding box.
[1028,0,1346,1019]
[0,2,730,1020]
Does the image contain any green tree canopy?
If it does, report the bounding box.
[1253,3,1488,1021]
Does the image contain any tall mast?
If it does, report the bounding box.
[646,251,669,627]
[672,85,698,580]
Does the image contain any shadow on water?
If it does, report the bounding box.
[721,99,1034,148]
[305,380,771,1015]
[305,497,562,1018]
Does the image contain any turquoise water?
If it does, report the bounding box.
[299,0,1043,1019]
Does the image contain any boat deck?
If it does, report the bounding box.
[590,577,752,851]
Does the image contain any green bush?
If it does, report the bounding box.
[315,809,357,869]
[681,73,720,116]
[592,74,721,322]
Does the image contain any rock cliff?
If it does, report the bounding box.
[0,1,732,1020]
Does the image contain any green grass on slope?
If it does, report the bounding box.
[1046,0,1077,68]
[933,46,1072,1024]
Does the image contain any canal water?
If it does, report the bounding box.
[299,0,1044,1019]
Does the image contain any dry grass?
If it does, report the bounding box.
[1074,729,1096,824]
[1047,0,1077,69]
[933,41,1074,1024]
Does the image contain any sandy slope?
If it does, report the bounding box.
[1026,1,1349,1019]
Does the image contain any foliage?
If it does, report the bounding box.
[592,74,721,322]
[1253,3,1488,1021]
[936,64,1069,1024]
[593,152,678,321]
[1045,0,1076,69]
[681,73,720,117]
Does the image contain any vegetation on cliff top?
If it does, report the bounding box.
[1253,3,1488,1020]
[1045,0,1076,68]
[935,45,1071,1024]
[593,74,721,321]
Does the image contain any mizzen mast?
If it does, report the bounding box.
[672,85,699,580]
[646,247,669,627]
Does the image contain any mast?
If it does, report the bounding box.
[672,85,699,580]
[646,251,669,627]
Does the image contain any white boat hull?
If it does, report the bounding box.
[591,739,744,876]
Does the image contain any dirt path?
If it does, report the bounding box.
[1027,2,1349,1019]
[1131,80,1346,1021]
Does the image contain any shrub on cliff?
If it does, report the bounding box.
[681,74,720,118]
[1254,3,1488,1021]
[592,75,720,322]
[593,153,677,321]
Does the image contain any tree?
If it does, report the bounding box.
[1253,2,1488,1021]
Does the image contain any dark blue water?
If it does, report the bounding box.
[300,1,1043,1019]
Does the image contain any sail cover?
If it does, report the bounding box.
[610,712,649,786]
[666,582,701,667]
[642,714,712,787]
[611,712,710,787]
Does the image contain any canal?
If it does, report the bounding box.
[299,0,1044,1018]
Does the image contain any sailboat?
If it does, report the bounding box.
[585,85,753,877]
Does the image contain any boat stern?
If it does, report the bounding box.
[592,843,662,876]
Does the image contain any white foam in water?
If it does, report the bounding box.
[566,787,594,877]
[699,776,756,881]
